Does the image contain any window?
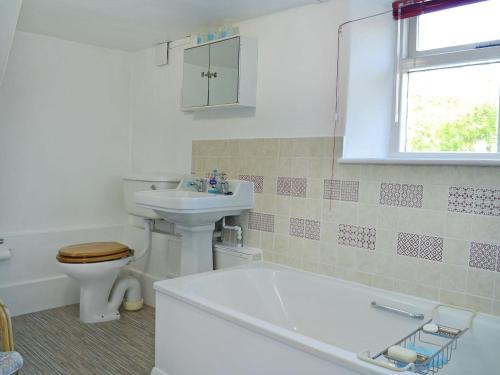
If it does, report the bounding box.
[396,0,500,157]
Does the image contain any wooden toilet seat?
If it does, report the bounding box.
[56,242,132,264]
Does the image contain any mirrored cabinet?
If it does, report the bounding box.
[181,36,258,110]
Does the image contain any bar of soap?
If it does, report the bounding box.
[388,346,417,364]
[423,323,439,333]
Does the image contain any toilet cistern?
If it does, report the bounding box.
[134,178,254,276]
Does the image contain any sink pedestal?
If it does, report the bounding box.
[134,180,254,276]
[175,223,215,275]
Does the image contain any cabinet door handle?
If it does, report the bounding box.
[211,72,217,78]
[201,72,209,78]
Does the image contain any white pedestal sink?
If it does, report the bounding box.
[134,180,254,275]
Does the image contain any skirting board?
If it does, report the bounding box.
[0,267,166,317]
[0,274,80,317]
[151,367,169,375]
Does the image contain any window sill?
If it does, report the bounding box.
[339,157,500,166]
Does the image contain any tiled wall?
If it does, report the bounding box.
[192,137,500,316]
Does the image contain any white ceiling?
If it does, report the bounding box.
[16,0,322,51]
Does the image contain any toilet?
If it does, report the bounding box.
[57,174,181,323]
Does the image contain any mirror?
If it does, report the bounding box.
[182,44,210,108]
[208,38,239,106]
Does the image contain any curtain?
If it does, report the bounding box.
[392,0,488,19]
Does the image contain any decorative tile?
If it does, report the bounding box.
[290,217,305,237]
[304,219,321,240]
[248,212,275,232]
[277,177,292,196]
[248,212,261,231]
[469,242,498,271]
[323,179,341,200]
[291,178,307,198]
[252,175,264,194]
[340,180,360,202]
[397,232,419,258]
[338,224,376,250]
[401,184,423,208]
[380,183,401,206]
[239,175,264,193]
[497,250,500,273]
[419,235,443,262]
[474,188,500,216]
[260,213,275,233]
[448,186,474,214]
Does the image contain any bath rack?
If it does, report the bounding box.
[357,304,477,374]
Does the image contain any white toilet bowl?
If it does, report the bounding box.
[57,242,142,323]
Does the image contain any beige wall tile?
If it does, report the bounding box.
[422,184,448,211]
[466,269,495,298]
[307,178,323,199]
[415,285,440,301]
[444,213,473,240]
[304,199,322,220]
[440,264,467,292]
[416,260,441,287]
[359,181,381,205]
[439,290,466,307]
[471,216,500,243]
[371,275,394,291]
[275,196,292,216]
[291,158,308,177]
[273,234,289,253]
[193,138,500,316]
[465,295,493,314]
[442,239,469,266]
[357,204,378,227]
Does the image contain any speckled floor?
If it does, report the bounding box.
[12,304,155,375]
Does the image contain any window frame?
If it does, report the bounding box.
[391,14,500,160]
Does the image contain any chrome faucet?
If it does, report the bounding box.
[190,178,207,192]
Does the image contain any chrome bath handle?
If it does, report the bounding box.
[371,301,424,320]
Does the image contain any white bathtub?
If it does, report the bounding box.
[151,263,500,375]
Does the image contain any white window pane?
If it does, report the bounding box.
[404,63,500,153]
[418,1,500,51]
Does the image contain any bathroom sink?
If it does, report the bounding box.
[134,180,254,224]
[134,180,254,275]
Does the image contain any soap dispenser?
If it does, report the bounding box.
[208,169,219,194]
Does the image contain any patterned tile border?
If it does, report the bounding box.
[277,177,307,197]
[305,219,321,240]
[338,224,376,250]
[324,179,359,202]
[289,217,305,237]
[291,178,307,198]
[248,212,275,232]
[469,242,498,271]
[397,232,419,257]
[380,183,401,206]
[474,188,500,216]
[289,217,321,240]
[401,184,424,208]
[239,175,264,193]
[448,186,499,216]
[380,182,423,208]
[419,235,443,262]
[397,232,443,262]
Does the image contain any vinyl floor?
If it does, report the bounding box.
[12,304,155,375]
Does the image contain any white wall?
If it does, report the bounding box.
[0,31,131,232]
[0,0,22,85]
[0,31,132,314]
[129,1,351,175]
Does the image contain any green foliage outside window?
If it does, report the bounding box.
[408,97,498,152]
